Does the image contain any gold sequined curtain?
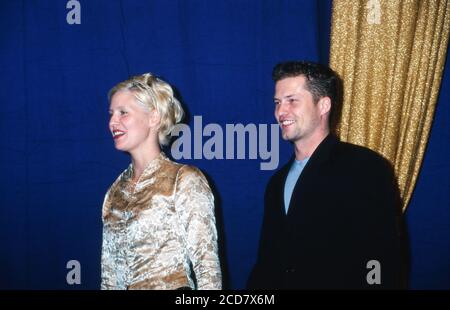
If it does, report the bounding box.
[329,0,450,211]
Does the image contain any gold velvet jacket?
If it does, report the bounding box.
[101,152,222,289]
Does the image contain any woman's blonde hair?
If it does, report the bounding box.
[109,73,184,146]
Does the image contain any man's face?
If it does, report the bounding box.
[274,76,323,144]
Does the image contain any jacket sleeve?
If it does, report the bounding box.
[174,165,222,289]
[247,176,282,289]
[357,156,406,289]
[100,187,118,290]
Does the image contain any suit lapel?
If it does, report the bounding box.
[286,134,339,217]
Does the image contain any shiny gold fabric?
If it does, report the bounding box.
[101,152,222,289]
[330,0,450,211]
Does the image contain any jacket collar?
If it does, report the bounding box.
[285,133,339,169]
[123,152,168,184]
[280,134,339,216]
[306,133,339,166]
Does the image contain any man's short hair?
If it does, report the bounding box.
[272,61,342,129]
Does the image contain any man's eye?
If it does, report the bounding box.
[120,111,128,115]
[274,101,280,105]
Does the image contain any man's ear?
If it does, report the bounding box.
[318,97,331,116]
[149,109,161,128]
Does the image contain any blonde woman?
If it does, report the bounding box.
[101,73,222,290]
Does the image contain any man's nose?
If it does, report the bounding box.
[276,102,288,116]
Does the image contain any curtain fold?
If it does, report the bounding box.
[330,0,450,211]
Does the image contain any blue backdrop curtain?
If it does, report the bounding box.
[406,48,450,290]
[0,0,448,289]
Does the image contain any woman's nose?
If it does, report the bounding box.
[109,114,118,127]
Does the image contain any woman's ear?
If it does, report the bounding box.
[148,109,161,128]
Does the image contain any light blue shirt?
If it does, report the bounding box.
[284,157,309,214]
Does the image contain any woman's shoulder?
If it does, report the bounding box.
[169,162,208,186]
[173,164,213,200]
[178,164,206,179]
[178,164,204,176]
[162,153,206,179]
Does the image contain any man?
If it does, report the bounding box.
[247,61,405,289]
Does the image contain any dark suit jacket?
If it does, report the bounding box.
[248,134,405,289]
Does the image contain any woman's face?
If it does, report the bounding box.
[108,90,155,154]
